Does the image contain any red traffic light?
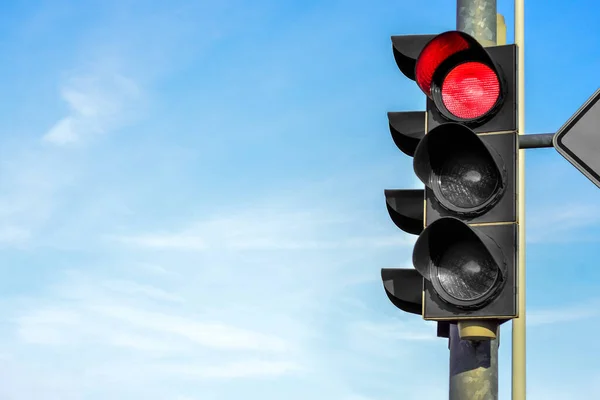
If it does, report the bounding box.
[414,31,504,123]
[415,31,471,96]
[441,62,500,119]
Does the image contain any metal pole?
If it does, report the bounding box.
[457,0,498,46]
[519,133,553,149]
[449,324,499,400]
[513,0,527,399]
[450,1,499,399]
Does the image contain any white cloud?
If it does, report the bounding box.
[83,359,302,385]
[109,211,416,252]
[528,373,600,400]
[16,308,81,345]
[345,395,378,400]
[43,117,78,145]
[90,305,290,352]
[107,332,188,352]
[164,360,302,379]
[102,280,185,303]
[528,300,600,326]
[114,233,208,250]
[206,234,414,251]
[0,226,31,245]
[10,271,306,391]
[350,319,438,343]
[43,71,142,145]
[15,300,290,353]
[0,183,421,397]
[339,319,440,368]
[0,148,81,247]
[528,202,600,243]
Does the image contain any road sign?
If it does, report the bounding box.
[553,88,600,188]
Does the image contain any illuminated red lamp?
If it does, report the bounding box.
[414,31,503,123]
[442,62,500,119]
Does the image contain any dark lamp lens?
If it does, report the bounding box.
[441,62,500,119]
[437,241,499,301]
[437,149,500,209]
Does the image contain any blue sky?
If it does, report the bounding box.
[0,0,599,399]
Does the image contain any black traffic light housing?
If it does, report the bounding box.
[392,35,436,80]
[426,43,517,132]
[414,219,517,319]
[415,32,517,131]
[381,30,520,336]
[381,268,422,315]
[384,189,424,235]
[388,112,426,157]
[414,124,517,225]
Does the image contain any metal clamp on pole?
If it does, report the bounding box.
[518,133,555,149]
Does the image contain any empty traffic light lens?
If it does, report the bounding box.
[413,217,511,310]
[438,149,500,209]
[441,62,500,119]
[437,241,499,301]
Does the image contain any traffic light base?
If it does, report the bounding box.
[459,320,499,341]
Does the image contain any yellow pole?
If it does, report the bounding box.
[512,0,526,399]
[497,14,507,45]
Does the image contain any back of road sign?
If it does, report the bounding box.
[554,88,600,188]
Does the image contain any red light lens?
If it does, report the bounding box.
[415,32,470,96]
[441,62,500,120]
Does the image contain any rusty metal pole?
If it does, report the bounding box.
[449,2,500,400]
[457,0,498,46]
[449,324,499,400]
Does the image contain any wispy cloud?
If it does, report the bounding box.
[161,360,302,379]
[350,319,439,343]
[82,359,303,385]
[0,181,419,397]
[114,233,208,250]
[114,231,415,251]
[0,148,82,247]
[101,280,185,303]
[92,305,291,352]
[0,226,31,245]
[9,267,306,393]
[43,70,143,145]
[16,297,291,353]
[337,318,441,372]
[528,202,600,243]
[528,299,600,326]
[528,372,600,400]
[109,210,416,252]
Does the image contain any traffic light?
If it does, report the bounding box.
[382,30,519,340]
